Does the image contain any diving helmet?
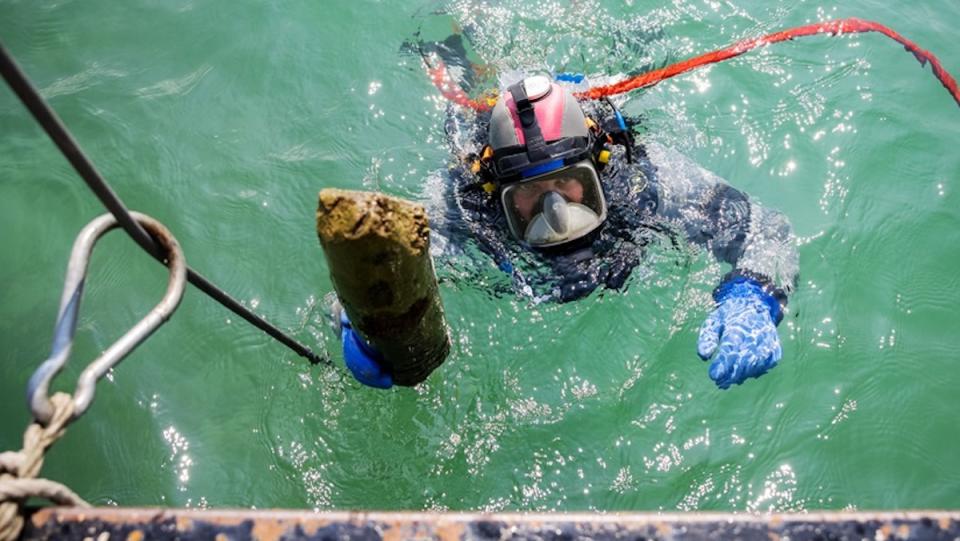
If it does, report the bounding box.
[488,75,607,248]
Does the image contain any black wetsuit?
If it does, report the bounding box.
[416,36,798,304]
[431,101,798,305]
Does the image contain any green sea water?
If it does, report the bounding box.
[2,0,959,512]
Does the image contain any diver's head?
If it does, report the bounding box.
[487,75,607,249]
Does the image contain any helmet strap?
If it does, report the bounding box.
[507,81,550,163]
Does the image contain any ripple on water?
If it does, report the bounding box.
[39,63,128,100]
[135,65,213,99]
[12,4,71,55]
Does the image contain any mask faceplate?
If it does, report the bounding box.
[500,160,607,248]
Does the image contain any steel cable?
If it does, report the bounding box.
[0,43,327,366]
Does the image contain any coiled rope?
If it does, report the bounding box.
[425,18,960,111]
[0,394,89,541]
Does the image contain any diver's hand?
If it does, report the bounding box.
[697,277,783,389]
[339,310,393,389]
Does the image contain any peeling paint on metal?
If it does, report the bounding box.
[21,508,960,541]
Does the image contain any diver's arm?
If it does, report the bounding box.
[644,142,798,297]
[643,141,798,389]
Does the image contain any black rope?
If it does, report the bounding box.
[0,42,328,366]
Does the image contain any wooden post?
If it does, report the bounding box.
[316,189,450,386]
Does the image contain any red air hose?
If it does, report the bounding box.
[426,58,493,112]
[425,18,960,111]
[580,17,959,106]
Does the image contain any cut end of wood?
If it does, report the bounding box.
[317,189,429,255]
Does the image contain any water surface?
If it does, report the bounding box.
[1,0,959,512]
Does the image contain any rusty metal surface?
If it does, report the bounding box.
[21,508,960,541]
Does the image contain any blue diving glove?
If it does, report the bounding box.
[697,277,784,389]
[339,310,393,389]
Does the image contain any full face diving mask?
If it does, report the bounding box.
[500,160,607,247]
[487,75,608,248]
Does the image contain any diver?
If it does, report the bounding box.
[337,73,799,391]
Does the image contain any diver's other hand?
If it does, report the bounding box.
[697,277,783,389]
[339,310,393,389]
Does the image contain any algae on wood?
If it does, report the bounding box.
[316,188,450,386]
